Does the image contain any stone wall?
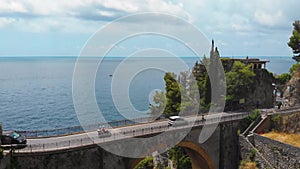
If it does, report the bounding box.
[253,116,271,134]
[13,145,106,169]
[238,135,273,169]
[253,134,300,169]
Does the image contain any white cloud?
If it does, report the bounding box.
[0,0,300,56]
[0,0,190,33]
[254,10,283,27]
[100,0,139,13]
[0,1,28,13]
[0,17,16,27]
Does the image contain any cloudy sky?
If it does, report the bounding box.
[0,0,299,57]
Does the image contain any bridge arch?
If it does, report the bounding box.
[178,141,215,169]
[130,141,215,169]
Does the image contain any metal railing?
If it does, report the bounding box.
[15,113,248,153]
[15,116,153,138]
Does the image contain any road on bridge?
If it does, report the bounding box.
[16,112,247,153]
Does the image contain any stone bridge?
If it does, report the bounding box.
[5,113,247,169]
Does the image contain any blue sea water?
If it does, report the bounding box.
[0,56,295,130]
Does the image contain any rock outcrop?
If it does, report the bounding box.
[248,69,275,109]
[283,70,300,107]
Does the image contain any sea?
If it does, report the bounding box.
[0,56,295,131]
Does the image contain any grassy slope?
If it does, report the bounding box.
[262,131,300,148]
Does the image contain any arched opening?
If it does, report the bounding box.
[130,141,215,169]
[178,141,215,169]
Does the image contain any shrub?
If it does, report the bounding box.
[290,63,300,75]
[271,115,281,122]
[249,149,256,161]
[275,73,291,85]
[239,160,258,169]
[134,156,154,169]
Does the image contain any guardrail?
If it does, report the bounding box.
[15,113,248,153]
[242,115,262,137]
[272,106,300,116]
[15,116,153,138]
[275,105,300,112]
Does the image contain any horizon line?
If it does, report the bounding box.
[0,55,292,58]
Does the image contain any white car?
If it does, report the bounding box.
[168,116,188,127]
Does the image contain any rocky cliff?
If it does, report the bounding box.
[283,70,300,107]
[248,69,275,109]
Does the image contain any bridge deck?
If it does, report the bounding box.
[13,113,248,153]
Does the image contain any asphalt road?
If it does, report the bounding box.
[17,112,247,152]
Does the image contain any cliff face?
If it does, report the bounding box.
[221,59,275,110]
[283,70,300,107]
[272,112,300,134]
[247,69,275,109]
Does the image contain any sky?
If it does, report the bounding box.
[0,0,299,57]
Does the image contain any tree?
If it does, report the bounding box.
[163,72,181,117]
[226,61,255,108]
[289,63,300,74]
[288,21,300,62]
[134,156,154,169]
[275,73,291,85]
[149,91,166,119]
[168,147,192,169]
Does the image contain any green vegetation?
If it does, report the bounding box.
[248,109,260,122]
[226,61,255,109]
[134,156,154,169]
[150,42,258,117]
[275,73,291,85]
[151,71,199,118]
[163,72,182,117]
[168,147,192,169]
[239,109,261,133]
[134,147,192,169]
[271,115,281,123]
[155,162,164,169]
[249,149,256,161]
[289,63,300,74]
[150,91,166,118]
[271,115,282,131]
[288,20,300,62]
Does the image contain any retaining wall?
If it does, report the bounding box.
[239,135,274,169]
[253,133,300,169]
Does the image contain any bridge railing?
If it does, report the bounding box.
[16,116,153,138]
[15,113,248,153]
[16,113,247,138]
[272,105,300,115]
